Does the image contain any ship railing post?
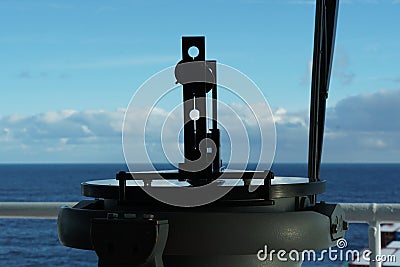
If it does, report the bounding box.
[368,220,381,267]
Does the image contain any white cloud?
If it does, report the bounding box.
[273,107,307,127]
[37,110,76,123]
[0,109,124,156]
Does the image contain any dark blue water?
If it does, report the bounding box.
[0,163,399,266]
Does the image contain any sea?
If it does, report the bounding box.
[0,163,399,266]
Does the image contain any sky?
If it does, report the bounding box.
[0,0,400,163]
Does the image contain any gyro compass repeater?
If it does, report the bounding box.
[58,1,346,266]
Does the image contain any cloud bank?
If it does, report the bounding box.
[1,89,399,163]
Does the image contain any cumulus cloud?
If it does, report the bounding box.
[1,109,124,141]
[328,89,400,132]
[270,107,309,162]
[320,89,400,162]
[0,109,125,162]
[268,89,400,162]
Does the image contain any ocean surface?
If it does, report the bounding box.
[0,163,399,266]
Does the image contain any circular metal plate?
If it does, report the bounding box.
[81,176,325,203]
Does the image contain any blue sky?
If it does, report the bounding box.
[1,0,400,163]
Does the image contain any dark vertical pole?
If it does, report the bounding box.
[308,0,339,202]
[316,0,339,179]
[308,0,324,183]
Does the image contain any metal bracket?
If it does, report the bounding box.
[91,217,169,267]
